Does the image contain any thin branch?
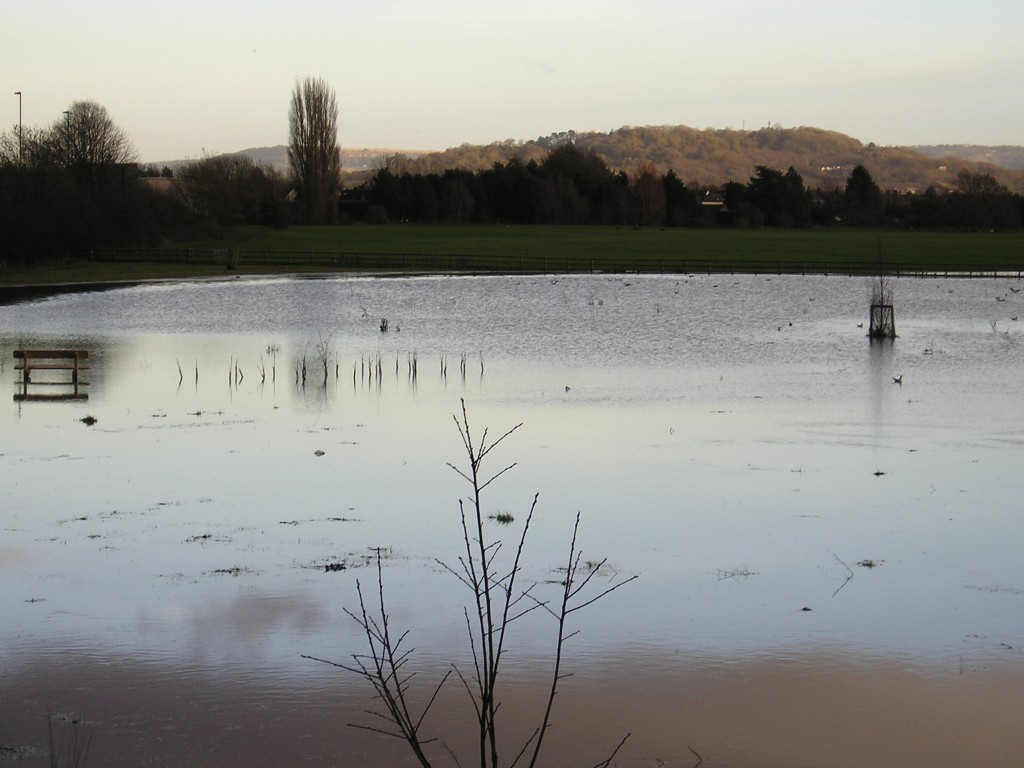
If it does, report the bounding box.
[832,553,855,597]
[566,573,640,615]
[590,733,631,768]
[508,726,542,768]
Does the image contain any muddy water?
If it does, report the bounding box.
[2,273,1023,766]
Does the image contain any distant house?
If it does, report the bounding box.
[701,191,726,209]
[701,190,728,224]
[138,176,181,196]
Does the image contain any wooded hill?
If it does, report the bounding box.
[229,126,1022,194]
[234,145,413,175]
[911,145,1024,170]
[233,126,1024,193]
[395,126,1024,194]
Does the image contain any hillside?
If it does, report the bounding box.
[401,126,1024,193]
[228,126,1024,194]
[155,146,428,179]
[911,145,1024,170]
[235,145,431,176]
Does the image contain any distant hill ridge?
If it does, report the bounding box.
[910,145,1024,170]
[220,125,1024,193]
[234,145,431,175]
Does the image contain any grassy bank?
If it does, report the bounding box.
[3,225,1023,287]
[178,224,1024,267]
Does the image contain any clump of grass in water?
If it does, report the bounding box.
[488,510,515,525]
[47,710,92,768]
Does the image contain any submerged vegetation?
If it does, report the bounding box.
[47,711,92,768]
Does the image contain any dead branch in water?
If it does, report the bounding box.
[832,553,855,597]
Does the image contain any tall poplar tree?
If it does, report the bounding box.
[288,77,341,224]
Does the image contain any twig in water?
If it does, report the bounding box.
[832,553,855,597]
[716,567,757,582]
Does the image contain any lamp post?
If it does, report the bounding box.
[63,109,70,167]
[14,91,22,165]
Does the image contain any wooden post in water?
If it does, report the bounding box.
[869,303,896,339]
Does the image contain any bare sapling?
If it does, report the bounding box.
[870,273,893,307]
[296,343,309,386]
[868,274,896,339]
[267,343,279,382]
[313,330,334,386]
[306,400,636,767]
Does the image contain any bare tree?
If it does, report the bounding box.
[868,273,896,339]
[0,124,49,168]
[306,401,636,767]
[59,101,136,166]
[49,101,137,193]
[630,162,666,226]
[288,76,341,224]
[177,153,288,227]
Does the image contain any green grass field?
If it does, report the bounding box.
[180,224,1024,267]
[3,225,1023,287]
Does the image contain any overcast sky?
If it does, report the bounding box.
[6,0,1023,162]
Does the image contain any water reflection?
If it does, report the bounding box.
[2,644,1021,768]
[1,273,1023,766]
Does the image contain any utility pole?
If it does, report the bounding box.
[14,91,22,165]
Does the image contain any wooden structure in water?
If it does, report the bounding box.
[869,303,896,339]
[13,349,90,401]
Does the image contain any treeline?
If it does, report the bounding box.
[0,102,187,264]
[346,143,1024,230]
[2,80,347,264]
[3,101,1023,267]
[0,101,293,265]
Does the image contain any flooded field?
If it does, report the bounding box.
[2,273,1023,767]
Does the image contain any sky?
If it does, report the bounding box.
[5,0,1024,163]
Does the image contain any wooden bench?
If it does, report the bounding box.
[14,349,90,383]
[13,350,90,400]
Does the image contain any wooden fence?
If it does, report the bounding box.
[76,247,1024,279]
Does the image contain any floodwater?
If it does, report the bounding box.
[1,273,1022,767]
